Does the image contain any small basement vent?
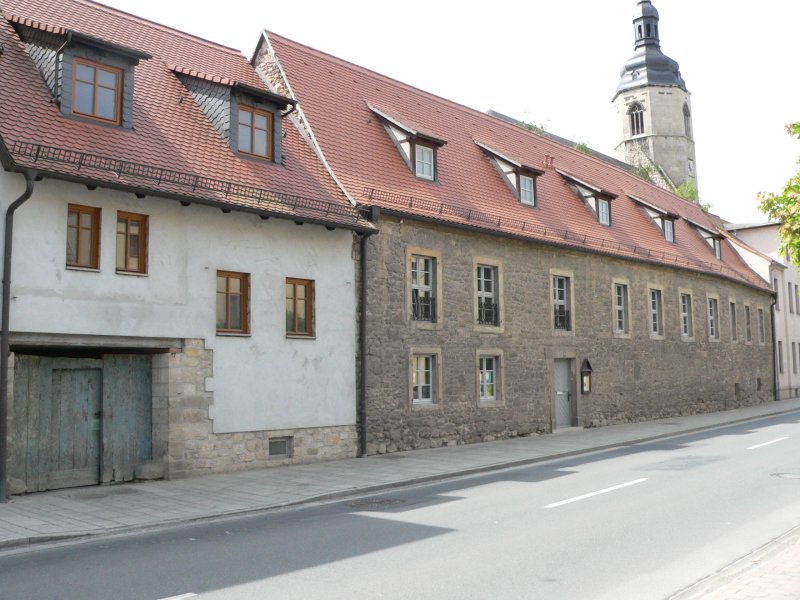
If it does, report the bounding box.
[269,437,292,458]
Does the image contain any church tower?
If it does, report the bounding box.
[613,1,697,197]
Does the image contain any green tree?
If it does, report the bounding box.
[758,123,800,264]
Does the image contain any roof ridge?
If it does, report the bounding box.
[70,0,246,57]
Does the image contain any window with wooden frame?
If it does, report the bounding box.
[66,204,101,269]
[216,271,249,334]
[414,144,435,180]
[116,212,147,274]
[238,105,273,160]
[286,278,314,337]
[72,58,122,124]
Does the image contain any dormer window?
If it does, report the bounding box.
[560,171,617,226]
[663,218,675,243]
[415,144,435,180]
[713,238,722,259]
[685,216,724,259]
[476,142,542,207]
[369,104,446,183]
[73,59,122,124]
[629,194,678,243]
[238,105,273,160]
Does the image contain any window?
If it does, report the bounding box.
[286,278,314,337]
[72,58,122,124]
[680,293,693,338]
[758,308,766,344]
[216,271,249,334]
[598,198,611,226]
[477,265,499,325]
[520,174,535,206]
[790,282,795,314]
[238,105,273,160]
[67,204,101,269]
[649,288,663,337]
[479,356,498,402]
[411,255,436,322]
[687,158,695,176]
[268,437,292,458]
[745,305,752,343]
[412,354,436,404]
[795,284,799,314]
[629,103,645,136]
[713,238,722,260]
[793,342,798,375]
[614,283,629,334]
[553,276,572,331]
[664,218,675,243]
[778,341,784,374]
[683,104,692,138]
[707,298,719,340]
[774,278,780,310]
[116,212,147,274]
[415,144,435,180]
[730,302,737,341]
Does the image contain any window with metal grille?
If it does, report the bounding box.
[477,265,499,326]
[553,276,571,331]
[411,255,436,322]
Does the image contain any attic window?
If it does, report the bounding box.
[663,218,675,243]
[629,194,678,243]
[369,104,446,182]
[686,217,724,259]
[238,105,273,160]
[559,171,616,226]
[73,58,122,124]
[475,142,543,207]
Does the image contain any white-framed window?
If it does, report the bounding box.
[520,174,535,206]
[758,308,766,344]
[649,288,663,337]
[730,301,738,341]
[412,354,436,404]
[479,356,498,402]
[713,238,722,260]
[614,283,629,334]
[411,254,436,322]
[415,144,435,180]
[745,305,752,343]
[680,292,693,338]
[477,264,499,326]
[708,297,719,340]
[553,275,572,331]
[598,198,611,226]
[664,218,675,243]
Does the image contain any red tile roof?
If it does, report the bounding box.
[265,32,767,289]
[0,0,371,230]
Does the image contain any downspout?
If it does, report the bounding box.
[0,170,36,502]
[358,207,379,457]
[771,292,778,402]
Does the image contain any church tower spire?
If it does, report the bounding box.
[613,1,698,199]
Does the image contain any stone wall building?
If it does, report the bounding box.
[257,28,775,454]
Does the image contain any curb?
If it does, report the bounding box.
[2,404,799,553]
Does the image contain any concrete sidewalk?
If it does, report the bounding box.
[1,398,799,557]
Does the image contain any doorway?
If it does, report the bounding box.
[553,358,575,428]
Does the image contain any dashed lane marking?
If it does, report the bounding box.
[545,478,648,508]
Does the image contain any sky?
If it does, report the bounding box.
[100,0,800,225]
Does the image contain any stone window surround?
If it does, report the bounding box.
[678,288,694,341]
[648,283,665,340]
[550,268,575,337]
[707,292,720,342]
[473,256,505,333]
[611,277,632,338]
[476,348,505,407]
[405,246,444,330]
[729,297,738,343]
[408,347,443,410]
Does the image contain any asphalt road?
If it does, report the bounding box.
[1,412,799,600]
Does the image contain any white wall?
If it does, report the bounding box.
[1,170,358,432]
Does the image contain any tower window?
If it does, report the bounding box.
[628,103,645,136]
[637,25,642,39]
[645,23,652,37]
[683,104,693,138]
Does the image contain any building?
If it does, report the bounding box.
[256,30,774,455]
[728,223,800,399]
[0,0,373,495]
[613,0,698,195]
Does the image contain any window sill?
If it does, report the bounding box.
[681,335,695,342]
[286,334,316,340]
[552,329,574,337]
[613,331,631,339]
[66,265,100,273]
[474,323,504,334]
[709,337,720,343]
[411,401,440,410]
[478,399,503,408]
[650,333,665,341]
[116,269,148,277]
[216,331,251,337]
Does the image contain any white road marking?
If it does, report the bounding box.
[545,478,648,509]
[747,437,789,450]
[157,594,197,600]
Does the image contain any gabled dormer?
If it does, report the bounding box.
[10,16,150,129]
[686,217,723,259]
[629,194,678,242]
[476,142,544,207]
[558,171,617,227]
[368,104,446,182]
[173,68,295,163]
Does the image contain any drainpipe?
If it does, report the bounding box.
[358,207,379,457]
[771,292,778,402]
[0,170,36,502]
